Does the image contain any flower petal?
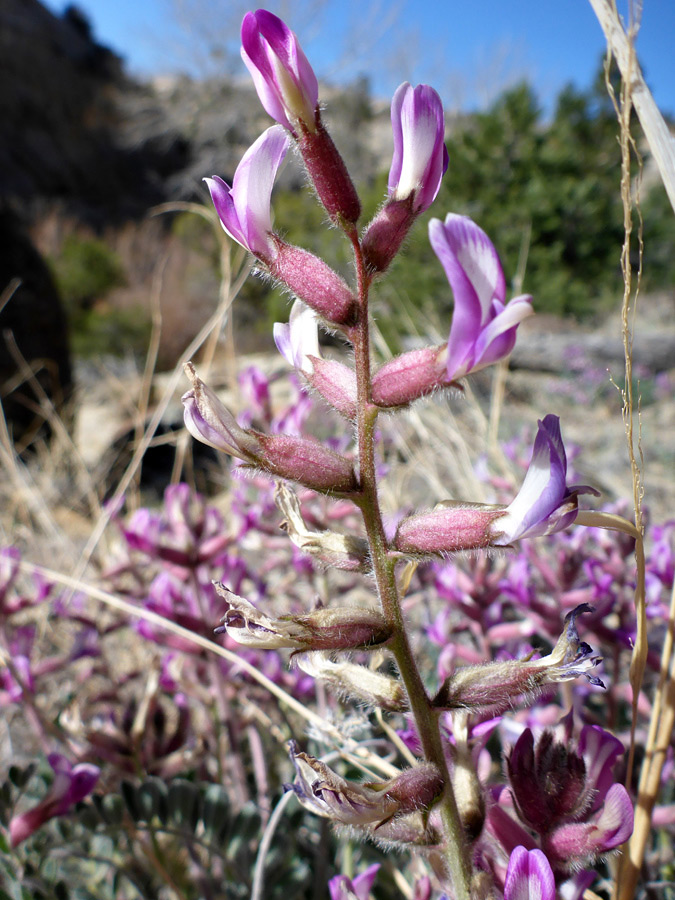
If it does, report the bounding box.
[504,846,556,900]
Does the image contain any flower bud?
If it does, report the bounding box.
[371,346,455,408]
[296,651,408,711]
[434,604,604,714]
[269,239,357,325]
[275,483,369,570]
[214,584,391,651]
[258,433,357,493]
[395,502,506,556]
[305,357,358,419]
[297,119,361,225]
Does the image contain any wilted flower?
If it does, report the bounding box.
[213,584,391,651]
[182,362,262,460]
[494,415,599,544]
[241,9,319,135]
[286,742,442,828]
[434,604,604,713]
[296,651,408,711]
[10,754,99,847]
[429,214,533,380]
[206,125,288,259]
[503,847,555,900]
[276,483,369,570]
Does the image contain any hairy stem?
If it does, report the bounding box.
[348,232,472,899]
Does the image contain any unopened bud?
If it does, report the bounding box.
[371,346,456,408]
[275,483,369,570]
[395,502,506,555]
[269,239,357,325]
[258,433,357,493]
[297,118,361,225]
[305,357,358,419]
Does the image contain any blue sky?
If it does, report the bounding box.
[43,0,675,116]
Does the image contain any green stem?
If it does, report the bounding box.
[348,233,472,899]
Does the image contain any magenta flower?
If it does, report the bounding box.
[205,125,288,259]
[389,82,448,212]
[10,754,99,847]
[241,9,318,135]
[495,415,599,544]
[328,863,380,900]
[504,846,555,900]
[429,214,533,380]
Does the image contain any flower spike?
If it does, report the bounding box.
[429,214,533,379]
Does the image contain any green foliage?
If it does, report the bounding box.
[437,77,628,319]
[50,234,151,359]
[52,235,126,307]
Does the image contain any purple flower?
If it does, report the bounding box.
[495,415,599,544]
[241,10,319,135]
[389,82,448,212]
[504,846,555,900]
[328,864,380,900]
[429,214,533,380]
[205,125,289,258]
[10,754,99,846]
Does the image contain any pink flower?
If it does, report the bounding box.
[205,125,289,258]
[10,754,99,847]
[241,9,318,135]
[429,214,533,380]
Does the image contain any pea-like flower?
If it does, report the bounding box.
[504,847,555,900]
[241,9,319,135]
[273,299,320,372]
[389,82,448,212]
[495,414,599,544]
[429,214,533,380]
[10,754,100,847]
[205,124,288,260]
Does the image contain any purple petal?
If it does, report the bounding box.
[389,83,447,211]
[594,783,634,848]
[472,294,533,369]
[504,846,556,900]
[578,725,624,807]
[206,125,288,256]
[241,10,318,132]
[498,415,570,542]
[430,215,506,379]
